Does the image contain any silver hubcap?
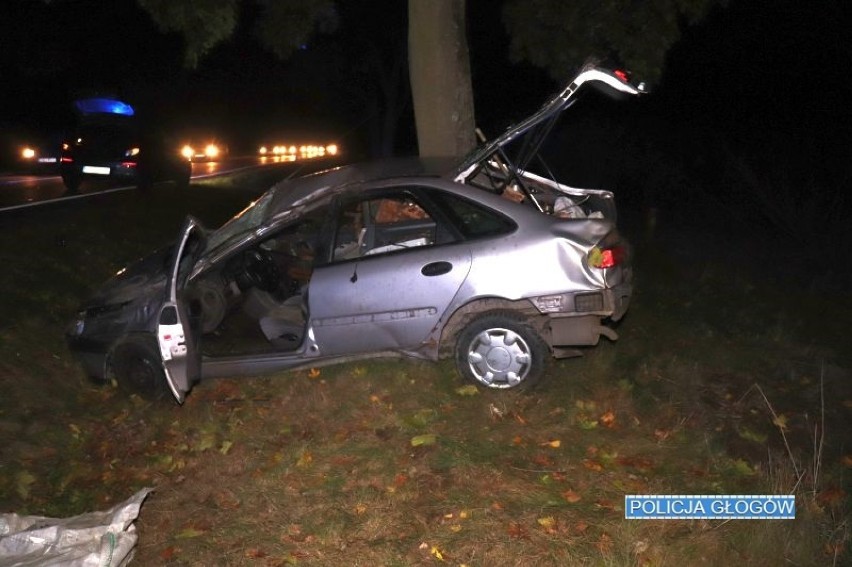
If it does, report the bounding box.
[466,327,532,388]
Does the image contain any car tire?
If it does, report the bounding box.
[455,311,547,390]
[106,337,170,401]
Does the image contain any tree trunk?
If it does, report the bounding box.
[408,0,475,158]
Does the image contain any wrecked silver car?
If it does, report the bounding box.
[66,64,644,403]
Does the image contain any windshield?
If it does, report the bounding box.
[204,192,274,256]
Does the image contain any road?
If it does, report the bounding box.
[0,155,314,212]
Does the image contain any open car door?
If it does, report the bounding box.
[157,216,203,404]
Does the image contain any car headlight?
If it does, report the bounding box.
[181,145,194,159]
[21,147,36,160]
[204,144,219,158]
[125,147,140,157]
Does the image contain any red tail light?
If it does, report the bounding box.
[589,245,625,269]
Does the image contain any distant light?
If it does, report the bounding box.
[22,147,36,159]
[259,146,268,155]
[326,144,338,155]
[74,98,135,116]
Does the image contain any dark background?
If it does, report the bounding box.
[2,1,848,153]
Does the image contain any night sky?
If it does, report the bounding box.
[1,0,850,158]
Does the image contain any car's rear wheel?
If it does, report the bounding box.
[455,311,547,390]
[106,337,170,400]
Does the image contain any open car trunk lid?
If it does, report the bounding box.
[453,62,646,219]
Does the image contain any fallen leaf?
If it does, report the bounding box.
[738,427,768,443]
[583,459,603,472]
[537,516,557,533]
[577,416,599,430]
[599,410,616,428]
[455,385,479,396]
[615,456,654,473]
[245,548,266,558]
[730,459,755,476]
[177,527,206,539]
[562,489,582,503]
[430,545,445,561]
[159,546,177,561]
[16,471,35,499]
[541,439,561,448]
[308,368,320,378]
[772,414,789,432]
[654,428,672,441]
[296,450,313,467]
[218,440,233,455]
[532,453,554,467]
[507,522,528,539]
[410,433,437,447]
[512,435,524,446]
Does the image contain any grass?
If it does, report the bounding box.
[0,169,850,566]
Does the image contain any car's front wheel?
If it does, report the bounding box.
[106,337,170,400]
[455,311,547,390]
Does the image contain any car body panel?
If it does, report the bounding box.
[308,243,473,357]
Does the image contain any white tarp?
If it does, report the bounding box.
[0,488,152,567]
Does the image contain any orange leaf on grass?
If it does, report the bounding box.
[599,410,616,428]
[507,522,529,539]
[562,489,582,503]
[532,453,554,467]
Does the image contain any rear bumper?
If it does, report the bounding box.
[544,283,631,347]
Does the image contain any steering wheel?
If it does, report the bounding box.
[241,248,283,293]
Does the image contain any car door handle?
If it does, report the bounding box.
[421,261,452,276]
